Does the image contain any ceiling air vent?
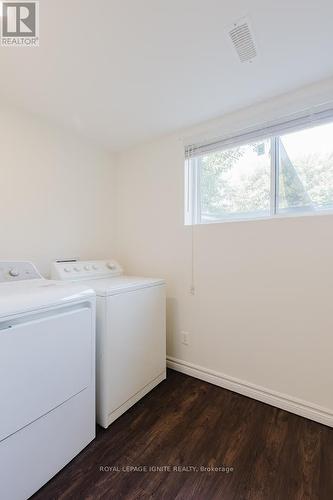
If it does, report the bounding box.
[228,18,257,63]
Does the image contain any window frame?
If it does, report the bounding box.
[185,121,333,225]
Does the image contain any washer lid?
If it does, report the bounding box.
[79,275,165,296]
[0,280,95,319]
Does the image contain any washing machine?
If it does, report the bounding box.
[0,261,96,500]
[52,259,166,428]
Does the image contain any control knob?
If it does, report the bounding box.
[9,268,19,277]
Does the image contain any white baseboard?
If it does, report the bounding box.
[167,356,333,427]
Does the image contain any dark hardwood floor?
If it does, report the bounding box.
[32,369,333,500]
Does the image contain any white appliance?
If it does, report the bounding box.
[52,259,166,428]
[0,261,96,500]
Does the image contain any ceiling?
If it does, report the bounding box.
[1,0,333,151]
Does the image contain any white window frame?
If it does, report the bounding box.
[185,110,333,225]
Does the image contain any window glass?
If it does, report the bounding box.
[278,122,333,213]
[186,119,333,225]
[199,140,271,222]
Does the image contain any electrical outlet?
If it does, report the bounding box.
[181,331,190,346]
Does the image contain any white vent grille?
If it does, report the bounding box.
[228,18,257,63]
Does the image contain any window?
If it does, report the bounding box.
[185,117,333,224]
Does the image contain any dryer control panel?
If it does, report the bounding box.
[52,260,123,281]
[0,261,42,282]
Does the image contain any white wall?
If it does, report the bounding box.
[0,106,115,276]
[115,78,333,421]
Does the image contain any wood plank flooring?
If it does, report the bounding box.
[32,369,333,500]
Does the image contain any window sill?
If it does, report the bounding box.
[185,209,333,226]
